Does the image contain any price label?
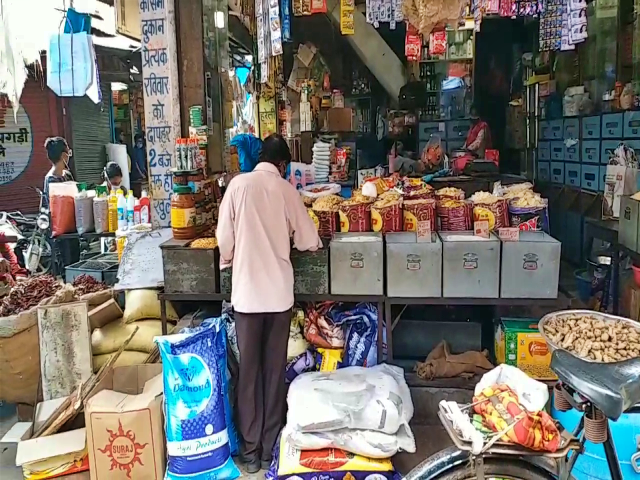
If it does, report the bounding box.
[474,220,490,238]
[417,220,432,243]
[498,227,520,242]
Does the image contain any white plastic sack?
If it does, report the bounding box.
[287,364,413,435]
[474,364,549,412]
[287,424,416,458]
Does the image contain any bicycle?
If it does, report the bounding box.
[406,348,640,480]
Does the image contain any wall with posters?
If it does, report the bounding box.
[0,81,64,214]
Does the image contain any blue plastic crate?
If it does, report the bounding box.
[553,404,640,480]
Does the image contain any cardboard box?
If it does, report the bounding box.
[495,318,556,380]
[15,428,90,479]
[85,365,164,480]
[327,108,355,132]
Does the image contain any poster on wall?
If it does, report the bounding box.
[0,98,32,185]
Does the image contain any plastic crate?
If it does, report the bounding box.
[65,257,119,286]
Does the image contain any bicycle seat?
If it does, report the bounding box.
[551,349,640,420]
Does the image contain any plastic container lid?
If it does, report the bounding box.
[173,185,193,194]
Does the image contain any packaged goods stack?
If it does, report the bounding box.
[267,363,415,480]
[312,141,332,183]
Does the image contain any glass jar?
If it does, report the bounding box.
[171,185,197,240]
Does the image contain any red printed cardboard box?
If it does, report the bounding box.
[85,365,164,480]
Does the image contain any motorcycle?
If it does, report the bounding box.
[0,187,54,275]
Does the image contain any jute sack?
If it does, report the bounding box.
[92,351,150,372]
[80,288,114,307]
[0,284,78,404]
[91,319,165,355]
[0,284,77,338]
[122,289,178,323]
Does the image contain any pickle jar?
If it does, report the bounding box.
[171,185,197,240]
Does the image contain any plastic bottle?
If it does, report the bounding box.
[140,190,151,224]
[134,199,141,225]
[117,190,128,230]
[127,192,136,227]
[108,188,118,232]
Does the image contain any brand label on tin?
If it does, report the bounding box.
[523,253,539,271]
[350,252,364,268]
[406,254,421,271]
[463,253,478,269]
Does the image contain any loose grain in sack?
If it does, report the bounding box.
[371,193,402,233]
[437,199,473,231]
[339,197,373,232]
[403,198,436,232]
[470,192,509,230]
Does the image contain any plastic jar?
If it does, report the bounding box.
[171,185,197,240]
[188,170,204,193]
[173,172,189,186]
[93,196,109,234]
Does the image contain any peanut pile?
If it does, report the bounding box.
[543,313,640,362]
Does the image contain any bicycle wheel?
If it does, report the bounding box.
[432,458,554,480]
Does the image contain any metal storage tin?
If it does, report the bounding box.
[582,116,601,139]
[537,161,550,182]
[619,196,640,253]
[601,113,624,138]
[330,232,383,295]
[500,231,561,298]
[160,238,220,294]
[291,248,329,294]
[386,232,442,297]
[440,231,500,298]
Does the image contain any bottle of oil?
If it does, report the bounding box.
[108,188,118,232]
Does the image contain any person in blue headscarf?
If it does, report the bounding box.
[230,133,263,172]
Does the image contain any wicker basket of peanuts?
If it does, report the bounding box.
[539,310,640,363]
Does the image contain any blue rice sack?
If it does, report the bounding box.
[156,322,241,480]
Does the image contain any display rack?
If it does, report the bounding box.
[158,290,574,365]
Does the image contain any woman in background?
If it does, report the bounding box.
[102,162,128,195]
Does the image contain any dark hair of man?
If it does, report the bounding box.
[104,161,123,180]
[44,137,68,164]
[259,134,291,165]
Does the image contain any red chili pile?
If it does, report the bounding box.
[72,274,107,296]
[0,275,61,316]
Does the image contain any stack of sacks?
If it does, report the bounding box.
[91,289,178,371]
[312,142,332,183]
[268,364,415,480]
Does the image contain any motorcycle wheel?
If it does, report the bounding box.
[432,458,554,480]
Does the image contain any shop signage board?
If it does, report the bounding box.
[0,97,32,185]
[139,0,181,228]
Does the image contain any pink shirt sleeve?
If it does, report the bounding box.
[216,187,235,269]
[285,183,322,252]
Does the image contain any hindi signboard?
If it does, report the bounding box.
[139,0,181,227]
[0,98,32,185]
